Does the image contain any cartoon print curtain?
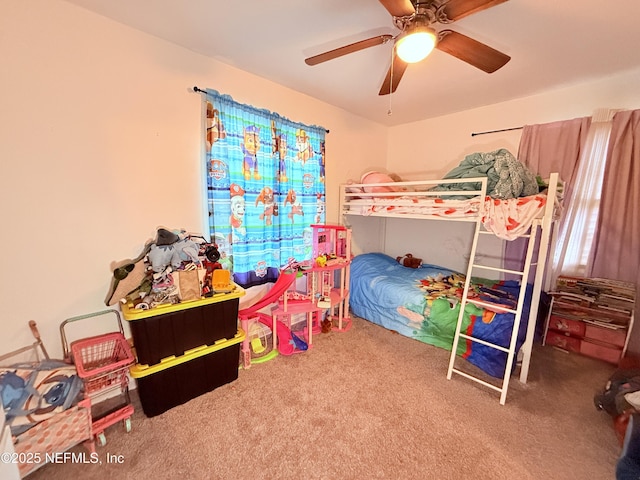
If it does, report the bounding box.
[203,89,326,288]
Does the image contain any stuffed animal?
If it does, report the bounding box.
[104,242,152,306]
[321,317,333,333]
[148,244,182,273]
[396,253,422,269]
[147,229,201,273]
[106,229,205,306]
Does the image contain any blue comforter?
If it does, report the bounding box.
[350,253,530,378]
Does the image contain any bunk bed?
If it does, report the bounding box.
[340,172,561,404]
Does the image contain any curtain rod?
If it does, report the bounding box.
[193,86,330,133]
[471,126,523,137]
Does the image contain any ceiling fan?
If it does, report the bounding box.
[304,0,511,95]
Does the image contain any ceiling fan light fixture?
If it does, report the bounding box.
[396,27,437,63]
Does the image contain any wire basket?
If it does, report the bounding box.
[71,332,134,395]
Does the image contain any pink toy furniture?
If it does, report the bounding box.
[238,268,327,368]
[311,224,351,261]
[271,289,324,350]
[238,226,353,368]
[309,224,352,331]
[237,270,297,369]
[0,321,95,478]
[306,261,352,332]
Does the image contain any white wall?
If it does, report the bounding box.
[0,0,387,357]
[382,68,640,271]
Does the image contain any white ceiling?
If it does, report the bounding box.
[63,0,640,127]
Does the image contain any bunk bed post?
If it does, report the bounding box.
[499,218,539,404]
[519,172,559,383]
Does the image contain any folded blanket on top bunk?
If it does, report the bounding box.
[430,148,539,199]
[349,253,531,378]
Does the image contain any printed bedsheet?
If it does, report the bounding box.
[349,253,530,378]
[345,193,548,240]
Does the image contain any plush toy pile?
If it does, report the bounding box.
[104,228,224,309]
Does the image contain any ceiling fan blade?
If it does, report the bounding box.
[442,0,509,22]
[305,34,393,66]
[378,0,415,17]
[436,29,510,73]
[378,55,409,95]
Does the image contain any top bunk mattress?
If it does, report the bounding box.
[345,195,481,219]
[340,173,561,240]
[342,190,552,240]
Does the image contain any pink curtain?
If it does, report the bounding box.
[517,117,592,200]
[505,117,592,280]
[591,109,640,280]
[590,110,640,354]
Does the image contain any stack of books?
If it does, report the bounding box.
[551,276,635,329]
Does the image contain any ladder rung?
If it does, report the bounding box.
[458,333,510,352]
[471,264,525,276]
[450,367,502,392]
[466,299,517,314]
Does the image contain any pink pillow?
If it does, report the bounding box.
[361,171,398,194]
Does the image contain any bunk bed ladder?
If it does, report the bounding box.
[446,221,537,405]
[446,173,559,405]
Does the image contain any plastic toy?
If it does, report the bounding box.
[290,331,308,351]
[212,269,233,293]
[237,269,303,368]
[61,310,135,447]
[248,322,267,355]
[308,224,353,332]
[311,224,351,261]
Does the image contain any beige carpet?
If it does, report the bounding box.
[29,316,620,480]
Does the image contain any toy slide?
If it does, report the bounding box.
[257,317,307,356]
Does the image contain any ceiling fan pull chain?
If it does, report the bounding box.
[387,45,394,116]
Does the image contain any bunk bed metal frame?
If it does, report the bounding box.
[339,172,561,404]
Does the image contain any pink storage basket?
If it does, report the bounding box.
[71,332,134,395]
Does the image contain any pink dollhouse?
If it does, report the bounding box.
[308,224,352,330]
[311,224,351,264]
[239,224,353,369]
